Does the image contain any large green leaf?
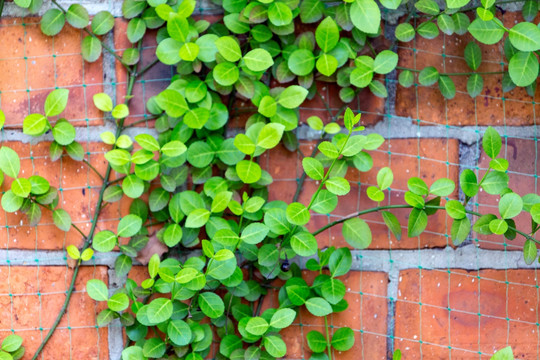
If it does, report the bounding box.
[509,51,539,87]
[342,218,371,248]
[509,22,540,52]
[316,17,339,52]
[350,0,380,34]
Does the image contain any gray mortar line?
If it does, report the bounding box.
[0,245,537,269]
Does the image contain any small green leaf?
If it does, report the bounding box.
[342,218,372,249]
[408,208,428,237]
[305,297,333,316]
[430,178,455,196]
[2,335,23,353]
[86,279,109,301]
[350,0,381,34]
[53,209,71,232]
[246,317,269,336]
[499,193,523,219]
[45,89,69,117]
[331,327,355,351]
[382,211,402,240]
[91,11,115,35]
[41,8,65,36]
[117,214,142,237]
[523,239,538,265]
[483,127,501,159]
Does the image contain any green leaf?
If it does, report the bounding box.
[246,317,269,336]
[464,42,482,70]
[216,36,242,62]
[382,211,402,241]
[373,50,398,74]
[199,292,225,319]
[321,277,346,304]
[52,119,76,146]
[1,191,23,213]
[342,218,371,249]
[350,56,374,88]
[351,0,380,34]
[524,239,538,265]
[489,218,507,235]
[236,160,262,184]
[473,214,498,235]
[270,308,296,328]
[278,86,308,109]
[396,23,415,42]
[156,89,188,117]
[286,202,310,226]
[147,298,173,323]
[483,127,502,159]
[214,62,240,86]
[306,297,333,316]
[288,49,315,76]
[377,167,393,189]
[415,0,439,14]
[92,230,118,252]
[490,346,514,360]
[523,0,538,22]
[445,200,466,219]
[241,223,269,245]
[168,320,192,346]
[117,214,142,237]
[408,209,428,237]
[509,51,539,87]
[66,245,80,260]
[417,22,439,39]
[326,177,350,196]
[460,169,479,197]
[482,171,509,195]
[446,0,470,8]
[112,104,129,119]
[307,331,327,353]
[257,123,285,149]
[268,2,293,26]
[185,208,211,228]
[509,22,540,52]
[499,193,523,219]
[11,178,31,198]
[122,346,144,360]
[86,279,109,301]
[44,89,69,117]
[156,38,181,65]
[66,4,89,29]
[92,11,114,35]
[303,157,324,180]
[418,66,439,86]
[291,231,318,256]
[127,18,146,43]
[467,74,484,98]
[430,178,455,196]
[23,114,48,136]
[2,335,22,353]
[331,327,355,351]
[82,35,102,62]
[469,18,505,45]
[438,14,455,35]
[41,8,65,36]
[53,209,71,231]
[451,217,471,245]
[438,75,456,99]
[263,336,287,358]
[316,17,339,52]
[244,49,274,72]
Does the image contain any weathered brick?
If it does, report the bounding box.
[264,139,460,249]
[0,141,131,250]
[262,271,388,359]
[475,137,539,250]
[395,269,539,358]
[395,12,538,127]
[114,19,172,127]
[0,18,104,128]
[0,266,108,359]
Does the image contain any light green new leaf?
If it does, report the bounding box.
[483,126,501,159]
[244,49,274,72]
[316,17,339,52]
[45,89,69,117]
[216,36,242,62]
[351,0,381,34]
[257,123,285,149]
[278,86,308,109]
[0,147,20,178]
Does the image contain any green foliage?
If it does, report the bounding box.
[8,0,540,358]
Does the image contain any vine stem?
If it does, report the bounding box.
[82,159,104,181]
[311,204,540,245]
[291,96,352,203]
[396,66,505,77]
[324,316,333,360]
[30,67,138,360]
[0,0,5,17]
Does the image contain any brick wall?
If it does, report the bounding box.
[0,2,539,359]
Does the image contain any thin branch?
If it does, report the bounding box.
[136,58,160,78]
[0,0,5,17]
[71,223,88,239]
[82,159,105,182]
[396,66,505,77]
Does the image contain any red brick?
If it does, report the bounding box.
[265,139,459,249]
[260,271,387,359]
[395,269,539,358]
[0,141,132,250]
[0,266,108,359]
[0,18,104,127]
[395,12,539,127]
[475,137,539,250]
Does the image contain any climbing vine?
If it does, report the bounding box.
[1,0,540,359]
